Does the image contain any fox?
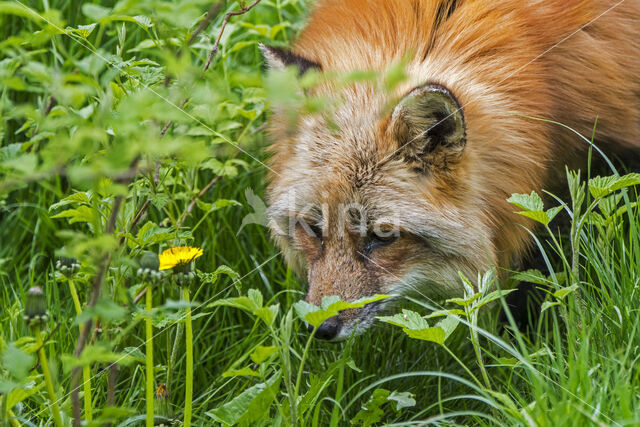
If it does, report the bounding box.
[260,0,640,341]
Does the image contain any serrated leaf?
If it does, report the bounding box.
[377,309,430,330]
[1,344,35,381]
[294,294,389,328]
[507,191,544,212]
[51,205,98,226]
[206,375,279,425]
[254,304,279,327]
[589,173,640,199]
[516,210,550,225]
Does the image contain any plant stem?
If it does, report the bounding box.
[34,325,63,427]
[291,330,316,426]
[329,358,344,427]
[184,287,193,427]
[145,283,154,427]
[68,278,93,421]
[7,409,21,427]
[168,320,184,396]
[467,308,491,389]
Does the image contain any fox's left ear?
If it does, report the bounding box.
[259,44,321,75]
[391,84,466,174]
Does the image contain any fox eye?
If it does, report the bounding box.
[307,223,323,240]
[365,226,399,252]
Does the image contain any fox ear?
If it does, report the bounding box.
[391,84,466,174]
[259,44,321,75]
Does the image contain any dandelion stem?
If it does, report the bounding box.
[68,278,93,421]
[145,283,154,427]
[183,287,194,427]
[34,325,63,427]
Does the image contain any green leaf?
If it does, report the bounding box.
[222,367,260,378]
[294,294,389,328]
[377,309,429,330]
[589,173,640,199]
[516,210,550,225]
[447,293,481,307]
[1,344,35,381]
[351,388,391,426]
[75,298,127,324]
[250,346,278,364]
[512,269,548,285]
[474,289,516,310]
[507,191,544,212]
[210,296,258,313]
[253,304,279,327]
[51,205,98,226]
[48,193,91,212]
[388,391,416,410]
[206,375,279,425]
[553,284,578,299]
[62,344,135,371]
[378,309,456,345]
[541,301,560,313]
[7,381,44,409]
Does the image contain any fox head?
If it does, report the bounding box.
[261,47,501,341]
[259,0,567,340]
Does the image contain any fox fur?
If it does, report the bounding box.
[262,0,640,340]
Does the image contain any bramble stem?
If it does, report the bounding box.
[146,283,154,427]
[34,326,63,427]
[184,287,193,427]
[68,279,93,421]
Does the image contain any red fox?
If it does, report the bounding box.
[261,0,640,341]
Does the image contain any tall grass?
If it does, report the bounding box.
[0,0,639,425]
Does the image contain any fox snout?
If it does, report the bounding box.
[306,316,342,341]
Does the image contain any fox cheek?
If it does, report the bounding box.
[391,83,466,174]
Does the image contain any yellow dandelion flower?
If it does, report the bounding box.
[158,246,203,270]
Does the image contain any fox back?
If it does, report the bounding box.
[262,0,640,340]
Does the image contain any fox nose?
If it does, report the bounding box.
[307,316,341,340]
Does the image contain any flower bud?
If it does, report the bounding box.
[24,286,49,327]
[56,257,80,277]
[137,252,164,283]
[155,383,171,421]
[140,252,160,271]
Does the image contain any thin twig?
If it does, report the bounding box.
[177,176,221,229]
[204,0,263,71]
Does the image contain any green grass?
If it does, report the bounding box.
[1,1,640,426]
